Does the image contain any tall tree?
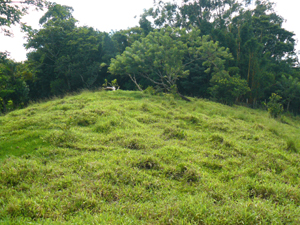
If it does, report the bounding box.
[230,1,296,104]
[24,4,76,98]
[25,3,117,98]
[139,0,297,106]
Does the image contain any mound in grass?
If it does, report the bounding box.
[0,90,300,224]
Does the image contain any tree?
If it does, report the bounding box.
[24,3,117,98]
[139,0,297,106]
[140,0,240,34]
[110,27,189,94]
[0,54,29,112]
[111,27,146,55]
[109,27,233,101]
[265,93,283,118]
[0,0,47,36]
[276,75,300,112]
[24,4,77,98]
[230,1,296,105]
[209,74,250,105]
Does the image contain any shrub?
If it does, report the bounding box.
[144,86,156,95]
[265,93,283,118]
[210,74,250,105]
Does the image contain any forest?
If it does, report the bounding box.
[1,0,300,114]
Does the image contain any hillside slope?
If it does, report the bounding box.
[0,90,300,224]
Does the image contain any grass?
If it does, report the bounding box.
[0,90,300,224]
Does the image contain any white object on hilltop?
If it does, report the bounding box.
[103,86,119,91]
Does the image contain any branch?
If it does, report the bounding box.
[6,1,26,3]
[0,1,43,4]
[0,1,26,4]
[177,91,191,102]
[139,73,164,86]
[128,74,143,91]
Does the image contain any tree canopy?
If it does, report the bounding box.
[0,0,47,36]
[1,0,300,114]
[109,26,247,102]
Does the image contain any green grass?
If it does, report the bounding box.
[0,90,300,224]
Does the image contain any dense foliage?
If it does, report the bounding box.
[109,26,249,103]
[140,0,299,108]
[0,52,30,111]
[1,0,300,114]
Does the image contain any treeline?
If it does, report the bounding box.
[1,0,300,114]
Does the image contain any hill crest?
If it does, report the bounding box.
[0,90,300,224]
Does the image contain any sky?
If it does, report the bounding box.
[0,0,299,62]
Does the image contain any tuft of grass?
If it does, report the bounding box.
[286,138,298,153]
[123,138,146,150]
[209,133,224,143]
[43,130,78,147]
[162,127,186,140]
[133,156,161,170]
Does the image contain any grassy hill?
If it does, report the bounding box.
[0,90,300,224]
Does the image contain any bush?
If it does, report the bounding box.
[209,74,250,105]
[265,93,283,118]
[144,86,156,95]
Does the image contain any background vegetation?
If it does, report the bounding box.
[1,0,300,115]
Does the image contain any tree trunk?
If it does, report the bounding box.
[287,101,290,112]
[2,101,6,113]
[247,52,252,84]
[177,91,191,102]
[128,74,143,91]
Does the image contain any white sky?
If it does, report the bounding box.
[0,0,299,62]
